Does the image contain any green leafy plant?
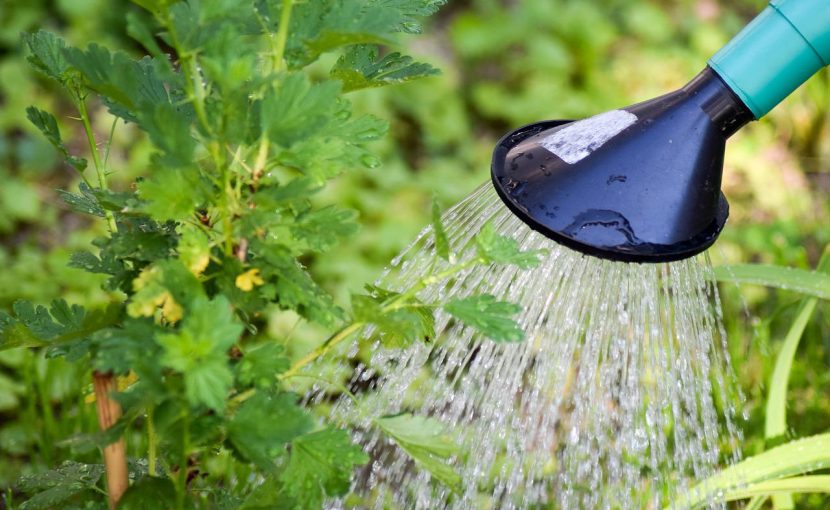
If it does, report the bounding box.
[1,1,544,508]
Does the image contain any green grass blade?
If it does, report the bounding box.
[765,299,818,439]
[713,264,830,300]
[745,495,768,510]
[766,299,816,510]
[718,476,830,503]
[763,250,830,509]
[675,433,830,508]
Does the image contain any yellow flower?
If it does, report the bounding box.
[235,268,264,292]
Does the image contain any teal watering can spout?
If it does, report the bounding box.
[710,0,830,118]
[490,0,830,263]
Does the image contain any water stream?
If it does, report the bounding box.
[320,184,744,509]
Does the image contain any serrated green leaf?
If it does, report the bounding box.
[57,415,130,453]
[252,178,322,209]
[475,221,544,268]
[431,199,450,260]
[272,0,444,68]
[93,318,161,377]
[228,392,313,470]
[280,428,368,508]
[332,44,439,92]
[19,486,100,510]
[239,475,293,509]
[142,102,197,168]
[57,183,105,217]
[17,461,104,492]
[22,30,72,84]
[444,294,523,343]
[184,358,234,412]
[137,166,206,222]
[118,476,176,510]
[64,44,171,122]
[91,188,137,212]
[25,107,87,171]
[0,300,121,351]
[237,343,291,389]
[261,74,340,147]
[292,205,359,252]
[105,217,178,263]
[375,413,461,491]
[156,295,243,410]
[17,461,105,510]
[69,251,120,276]
[258,248,344,327]
[352,291,434,348]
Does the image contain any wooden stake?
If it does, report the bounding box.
[92,371,128,509]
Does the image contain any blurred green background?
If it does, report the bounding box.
[1,0,828,505]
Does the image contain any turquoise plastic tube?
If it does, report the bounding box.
[709,0,830,119]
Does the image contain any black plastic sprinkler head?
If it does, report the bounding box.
[491,68,752,263]
[492,0,830,263]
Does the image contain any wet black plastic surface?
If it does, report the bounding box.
[491,67,753,263]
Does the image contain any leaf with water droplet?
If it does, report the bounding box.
[443,294,524,343]
[280,428,368,508]
[360,153,380,168]
[16,460,105,510]
[678,432,830,508]
[713,264,830,301]
[375,413,461,492]
[228,391,313,470]
[352,289,435,347]
[475,221,544,268]
[57,183,105,217]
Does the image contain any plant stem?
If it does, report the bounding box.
[280,322,365,380]
[220,147,235,256]
[92,372,128,510]
[77,96,117,233]
[386,258,480,310]
[35,368,56,466]
[227,258,482,409]
[252,137,269,186]
[273,0,294,71]
[278,258,480,380]
[185,55,211,134]
[147,406,157,477]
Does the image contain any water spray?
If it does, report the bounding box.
[326,1,830,508]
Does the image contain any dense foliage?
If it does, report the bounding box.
[0,0,828,508]
[0,1,546,507]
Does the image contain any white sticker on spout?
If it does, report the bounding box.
[540,110,637,164]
